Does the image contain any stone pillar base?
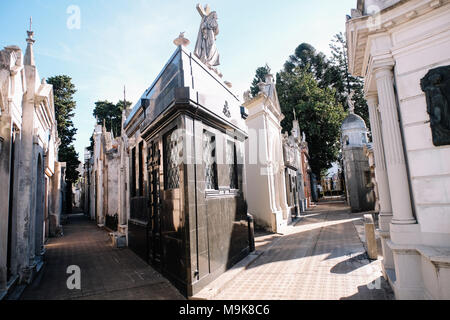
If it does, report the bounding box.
[271,210,289,234]
[378,229,395,270]
[378,212,392,232]
[19,258,44,285]
[386,240,450,299]
[118,224,128,246]
[390,223,421,245]
[387,241,423,299]
[49,214,63,237]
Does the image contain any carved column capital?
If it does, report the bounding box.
[374,65,394,80]
[372,55,395,78]
[365,92,379,103]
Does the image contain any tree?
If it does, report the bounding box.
[283,43,332,89]
[250,64,271,97]
[276,67,346,177]
[92,100,131,138]
[329,32,370,129]
[47,75,80,183]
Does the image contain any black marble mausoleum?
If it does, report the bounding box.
[123,46,251,296]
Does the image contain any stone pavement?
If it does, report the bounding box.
[20,213,184,300]
[196,199,394,300]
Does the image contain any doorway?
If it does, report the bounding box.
[148,141,162,268]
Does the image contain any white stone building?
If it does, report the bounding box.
[87,122,129,237]
[283,118,311,215]
[243,74,291,232]
[346,0,450,299]
[0,27,65,298]
[244,74,309,232]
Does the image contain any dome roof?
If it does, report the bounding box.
[341,113,367,131]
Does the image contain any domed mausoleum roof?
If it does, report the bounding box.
[341,113,367,131]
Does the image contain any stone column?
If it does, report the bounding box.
[262,114,278,216]
[366,93,393,228]
[374,66,416,225]
[276,132,289,221]
[366,92,395,270]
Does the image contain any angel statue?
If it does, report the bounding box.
[347,90,355,114]
[194,3,220,67]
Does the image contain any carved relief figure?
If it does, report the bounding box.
[194,3,220,67]
[421,66,450,146]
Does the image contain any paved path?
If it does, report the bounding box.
[212,200,394,300]
[20,213,184,300]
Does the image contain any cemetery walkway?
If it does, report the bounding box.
[20,213,184,300]
[196,199,395,300]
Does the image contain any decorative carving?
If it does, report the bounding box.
[243,90,251,102]
[420,66,450,146]
[203,131,218,190]
[223,100,231,118]
[351,9,362,18]
[173,32,190,47]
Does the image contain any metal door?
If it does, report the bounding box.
[148,141,162,267]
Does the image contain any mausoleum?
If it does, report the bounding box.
[123,9,251,294]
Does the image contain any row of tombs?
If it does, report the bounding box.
[76,46,330,297]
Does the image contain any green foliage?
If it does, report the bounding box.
[328,32,370,129]
[282,38,369,130]
[47,75,80,183]
[250,64,271,97]
[259,36,372,177]
[92,100,131,138]
[86,135,94,153]
[277,67,346,177]
[284,43,332,89]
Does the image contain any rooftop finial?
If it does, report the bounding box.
[27,16,34,40]
[24,17,36,66]
[173,32,190,47]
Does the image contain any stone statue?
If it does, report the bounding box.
[194,4,220,67]
[347,90,355,114]
[243,90,251,102]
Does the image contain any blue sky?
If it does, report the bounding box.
[0,0,356,161]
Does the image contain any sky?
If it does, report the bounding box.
[0,0,356,161]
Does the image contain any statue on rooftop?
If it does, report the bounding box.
[347,90,356,114]
[194,3,220,68]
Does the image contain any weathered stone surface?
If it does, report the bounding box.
[364,214,378,260]
[0,27,65,298]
